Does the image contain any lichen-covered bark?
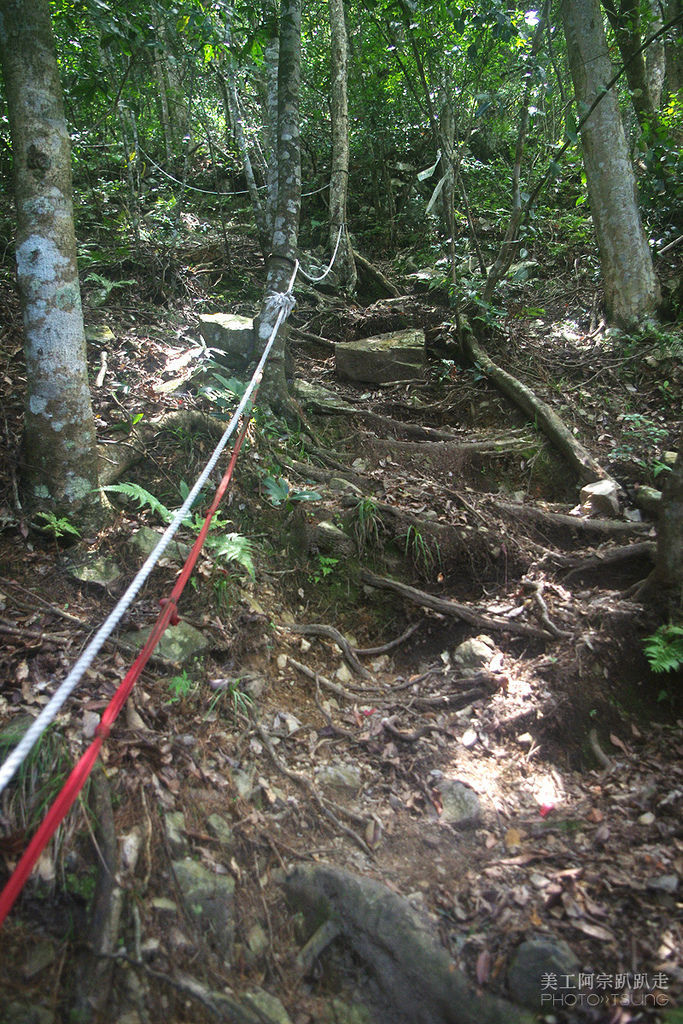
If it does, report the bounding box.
[0,0,101,517]
[601,0,657,126]
[561,0,660,325]
[255,0,302,411]
[328,0,356,293]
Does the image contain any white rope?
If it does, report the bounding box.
[296,223,345,283]
[0,265,299,797]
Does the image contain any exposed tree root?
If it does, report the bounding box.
[360,569,557,639]
[462,324,617,487]
[562,540,656,582]
[494,498,652,538]
[280,623,371,678]
[353,249,401,298]
[283,863,532,1024]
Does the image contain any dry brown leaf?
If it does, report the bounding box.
[475,949,491,985]
[504,827,525,853]
[573,919,616,943]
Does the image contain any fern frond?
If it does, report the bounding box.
[101,483,173,523]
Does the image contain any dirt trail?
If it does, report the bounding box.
[0,281,680,1024]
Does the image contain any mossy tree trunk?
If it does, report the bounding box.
[328,0,356,293]
[0,0,103,524]
[560,0,661,326]
[254,0,302,413]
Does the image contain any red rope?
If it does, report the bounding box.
[0,417,251,928]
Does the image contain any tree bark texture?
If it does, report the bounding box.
[560,0,660,325]
[255,0,302,411]
[0,0,101,516]
[601,0,657,124]
[328,0,357,292]
[655,440,683,614]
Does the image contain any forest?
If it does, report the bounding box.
[0,0,681,1021]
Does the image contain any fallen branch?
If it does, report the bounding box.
[360,569,554,640]
[462,325,617,487]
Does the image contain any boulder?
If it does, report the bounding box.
[336,328,425,384]
[579,479,620,517]
[198,313,255,369]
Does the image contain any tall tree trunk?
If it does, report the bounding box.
[254,0,302,412]
[561,0,661,325]
[601,0,658,126]
[665,0,683,92]
[0,0,102,523]
[328,0,356,292]
[645,0,666,110]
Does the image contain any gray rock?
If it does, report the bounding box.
[69,556,121,588]
[312,520,355,556]
[322,999,377,1024]
[292,378,355,414]
[634,485,661,514]
[452,636,495,676]
[436,779,481,827]
[579,479,620,517]
[336,328,425,384]
[507,936,579,1010]
[246,922,269,957]
[207,813,234,849]
[233,768,257,800]
[243,989,293,1024]
[317,763,362,792]
[85,325,115,344]
[172,858,236,959]
[123,621,208,664]
[328,477,364,495]
[198,313,254,369]
[164,811,188,858]
[129,526,192,563]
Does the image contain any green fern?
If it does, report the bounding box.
[207,532,255,579]
[102,482,256,577]
[643,624,683,674]
[102,482,174,522]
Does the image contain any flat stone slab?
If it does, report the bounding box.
[198,313,255,368]
[292,379,355,414]
[335,328,425,384]
[123,621,208,664]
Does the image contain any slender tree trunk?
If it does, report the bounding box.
[561,0,660,325]
[216,67,269,256]
[483,5,548,303]
[153,50,174,163]
[328,0,356,292]
[254,0,302,412]
[0,0,102,523]
[601,0,657,126]
[645,0,667,110]
[263,0,281,245]
[665,0,683,91]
